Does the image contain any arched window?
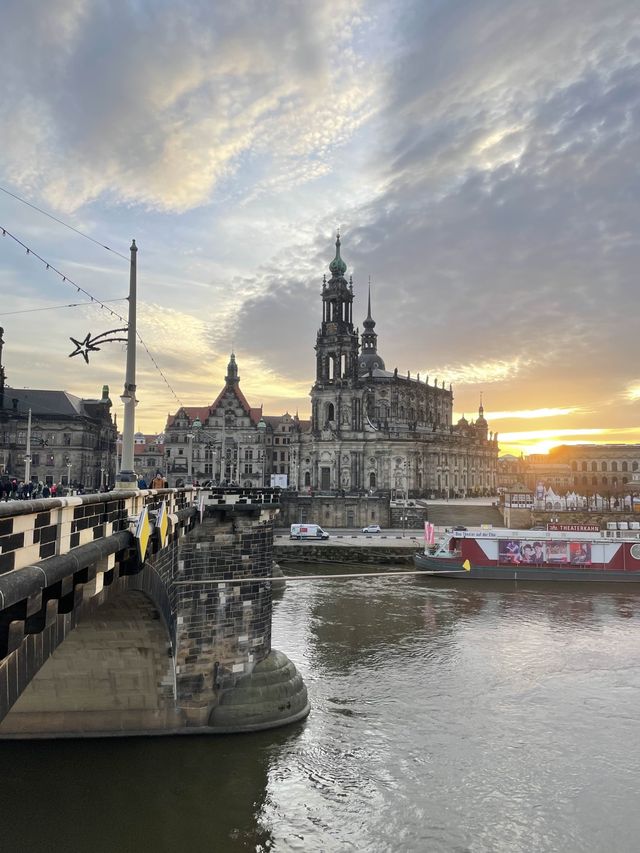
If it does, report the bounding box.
[582,476,588,485]
[304,472,311,487]
[601,461,607,472]
[369,472,376,488]
[623,476,628,484]
[622,461,628,472]
[581,461,587,471]
[326,403,335,422]
[602,476,608,485]
[611,461,618,472]
[634,462,639,472]
[571,461,577,471]
[592,476,598,485]
[591,462,597,472]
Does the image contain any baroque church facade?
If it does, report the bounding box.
[296,235,499,497]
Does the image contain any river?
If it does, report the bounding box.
[2,564,640,852]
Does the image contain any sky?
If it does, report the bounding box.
[1,0,639,457]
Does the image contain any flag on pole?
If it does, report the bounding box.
[424,521,435,546]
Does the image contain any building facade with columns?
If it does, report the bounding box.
[295,235,499,497]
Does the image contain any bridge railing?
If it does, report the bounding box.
[0,488,193,576]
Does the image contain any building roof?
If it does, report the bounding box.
[1,388,108,419]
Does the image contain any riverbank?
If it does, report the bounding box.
[273,536,419,564]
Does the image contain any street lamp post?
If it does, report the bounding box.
[257,417,266,486]
[24,407,32,484]
[402,458,408,537]
[186,433,194,485]
[116,239,138,490]
[65,457,72,491]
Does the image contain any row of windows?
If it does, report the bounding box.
[571,461,638,472]
[575,476,629,486]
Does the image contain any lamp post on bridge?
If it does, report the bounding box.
[257,417,266,486]
[115,240,138,490]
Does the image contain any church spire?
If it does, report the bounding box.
[358,279,385,375]
[225,351,239,386]
[329,230,347,278]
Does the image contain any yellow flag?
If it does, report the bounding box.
[462,559,471,572]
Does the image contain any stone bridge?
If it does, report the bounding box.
[0,487,308,737]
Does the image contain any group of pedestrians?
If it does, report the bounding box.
[0,480,78,501]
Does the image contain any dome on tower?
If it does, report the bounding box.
[329,232,347,277]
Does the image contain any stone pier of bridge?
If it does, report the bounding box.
[0,487,309,737]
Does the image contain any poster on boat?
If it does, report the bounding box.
[499,539,592,566]
[499,539,546,564]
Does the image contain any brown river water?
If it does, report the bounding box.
[2,563,640,852]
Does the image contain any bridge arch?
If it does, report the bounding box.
[0,590,179,736]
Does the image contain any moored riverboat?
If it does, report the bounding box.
[415,524,640,582]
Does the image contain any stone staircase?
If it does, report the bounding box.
[425,503,505,529]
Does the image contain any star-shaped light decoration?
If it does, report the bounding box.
[69,328,128,364]
[69,332,101,364]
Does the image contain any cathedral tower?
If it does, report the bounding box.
[311,233,361,433]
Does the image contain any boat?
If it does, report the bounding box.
[414,524,640,582]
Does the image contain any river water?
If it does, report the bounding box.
[2,564,640,852]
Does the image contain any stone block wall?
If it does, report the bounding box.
[170,509,275,726]
[279,493,390,528]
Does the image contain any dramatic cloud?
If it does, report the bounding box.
[1,0,639,455]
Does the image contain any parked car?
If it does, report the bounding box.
[362,524,382,533]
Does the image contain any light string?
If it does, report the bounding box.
[1,225,187,416]
[0,186,129,262]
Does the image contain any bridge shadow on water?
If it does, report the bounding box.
[0,723,306,853]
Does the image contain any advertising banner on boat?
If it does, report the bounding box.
[499,539,592,566]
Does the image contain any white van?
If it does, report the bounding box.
[290,523,329,540]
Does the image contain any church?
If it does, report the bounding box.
[164,234,499,497]
[296,234,499,497]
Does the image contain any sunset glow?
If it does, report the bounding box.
[0,1,638,460]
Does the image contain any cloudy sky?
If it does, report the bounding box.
[1,0,639,456]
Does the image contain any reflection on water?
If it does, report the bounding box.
[2,564,640,852]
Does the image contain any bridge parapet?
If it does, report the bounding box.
[0,489,193,575]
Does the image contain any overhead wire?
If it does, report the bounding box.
[0,299,127,317]
[0,186,129,261]
[1,225,188,417]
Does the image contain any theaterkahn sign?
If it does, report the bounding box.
[547,523,600,533]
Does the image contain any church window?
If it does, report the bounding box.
[622,461,628,472]
[399,407,405,420]
[327,403,335,422]
[611,461,618,472]
[304,472,311,486]
[634,462,639,471]
[602,476,608,485]
[591,462,597,472]
[601,461,607,472]
[581,462,587,471]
